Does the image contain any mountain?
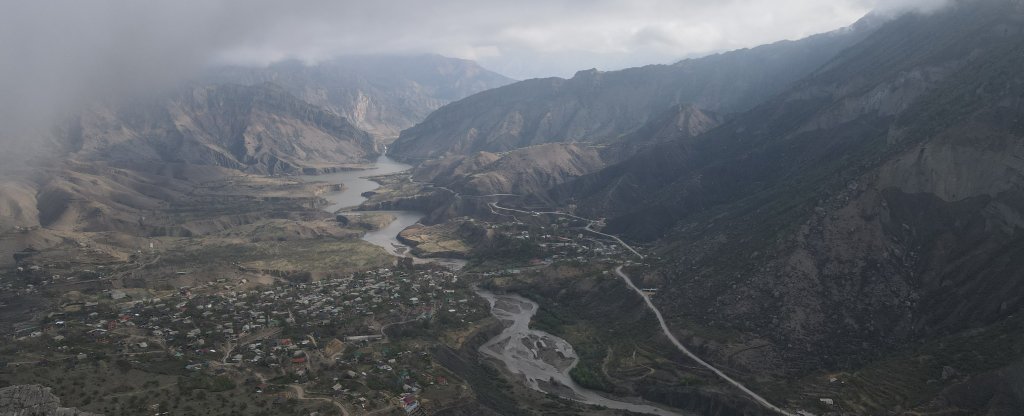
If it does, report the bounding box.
[0,82,384,269]
[60,83,377,175]
[600,104,725,163]
[412,143,605,196]
[203,54,514,139]
[551,0,1024,412]
[389,18,881,161]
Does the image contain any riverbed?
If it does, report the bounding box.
[301,153,466,270]
[476,288,684,416]
[304,155,674,414]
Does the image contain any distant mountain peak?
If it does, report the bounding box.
[203,55,513,140]
[391,20,878,161]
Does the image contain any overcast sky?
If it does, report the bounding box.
[211,0,949,79]
[0,0,950,152]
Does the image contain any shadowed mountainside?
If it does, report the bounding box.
[549,0,1024,412]
[389,17,881,161]
[412,143,606,196]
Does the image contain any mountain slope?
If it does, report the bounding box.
[203,55,514,139]
[600,104,725,163]
[389,18,880,161]
[63,83,378,175]
[552,0,1024,412]
[412,143,605,196]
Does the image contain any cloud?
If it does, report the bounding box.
[0,1,257,157]
[861,0,955,16]
[200,1,886,76]
[0,0,956,158]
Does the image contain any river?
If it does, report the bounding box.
[304,155,676,414]
[307,153,412,213]
[301,153,466,270]
[476,289,684,416]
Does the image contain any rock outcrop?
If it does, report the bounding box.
[390,17,880,161]
[412,143,605,196]
[203,54,514,139]
[0,385,97,416]
[549,1,1024,412]
[62,83,378,175]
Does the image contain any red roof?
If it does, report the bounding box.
[291,357,306,364]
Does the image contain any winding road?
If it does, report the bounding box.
[379,315,426,339]
[290,384,350,416]
[406,173,519,201]
[488,202,645,259]
[484,200,793,414]
[615,266,795,416]
[364,169,792,414]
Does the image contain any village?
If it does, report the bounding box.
[1,263,493,415]
[0,207,652,416]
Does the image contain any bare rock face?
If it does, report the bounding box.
[601,103,724,163]
[412,143,605,196]
[202,55,514,140]
[61,83,378,175]
[390,17,879,161]
[548,1,1024,412]
[0,385,98,416]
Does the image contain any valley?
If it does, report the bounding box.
[0,146,729,416]
[5,1,1024,415]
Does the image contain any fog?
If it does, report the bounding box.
[0,0,953,157]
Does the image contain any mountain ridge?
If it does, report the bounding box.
[544,1,1024,412]
[60,82,378,175]
[389,16,882,161]
[203,54,514,140]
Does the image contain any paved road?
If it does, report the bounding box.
[488,202,644,259]
[290,385,350,416]
[407,174,519,200]
[583,221,644,260]
[425,184,789,414]
[614,266,795,416]
[379,316,425,339]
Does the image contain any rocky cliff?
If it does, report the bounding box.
[203,54,514,140]
[551,0,1024,412]
[412,143,605,196]
[62,83,377,175]
[389,17,880,161]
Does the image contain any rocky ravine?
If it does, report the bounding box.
[412,143,606,196]
[550,1,1024,412]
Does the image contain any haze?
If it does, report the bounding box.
[0,0,948,156]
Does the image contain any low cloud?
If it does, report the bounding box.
[865,0,955,15]
[0,0,957,156]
